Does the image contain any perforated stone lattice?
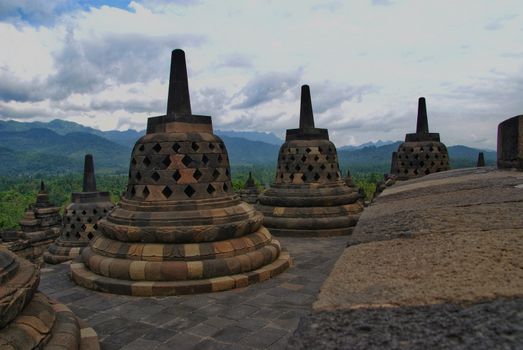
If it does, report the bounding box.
[393,142,450,178]
[275,143,342,184]
[126,138,232,201]
[63,207,111,242]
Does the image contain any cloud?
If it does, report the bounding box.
[232,69,302,109]
[0,102,55,119]
[484,14,517,31]
[309,82,378,114]
[214,53,253,69]
[0,0,74,26]
[371,0,394,6]
[311,2,343,12]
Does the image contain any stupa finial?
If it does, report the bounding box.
[477,152,485,167]
[82,154,97,192]
[416,97,429,133]
[40,180,45,192]
[299,85,315,129]
[166,49,192,115]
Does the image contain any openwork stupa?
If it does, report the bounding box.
[390,97,450,179]
[44,155,114,264]
[11,181,62,261]
[258,85,364,236]
[71,49,290,296]
[0,247,99,348]
[237,172,261,204]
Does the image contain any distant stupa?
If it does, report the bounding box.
[44,155,114,264]
[390,97,450,179]
[477,152,485,167]
[237,172,261,204]
[71,49,290,296]
[258,85,364,236]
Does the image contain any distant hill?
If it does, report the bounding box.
[0,119,496,177]
[339,140,396,151]
[215,130,283,145]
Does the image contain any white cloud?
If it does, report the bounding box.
[0,0,522,150]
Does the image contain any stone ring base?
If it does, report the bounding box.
[70,251,291,296]
[44,244,83,264]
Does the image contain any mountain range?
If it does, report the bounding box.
[0,119,496,176]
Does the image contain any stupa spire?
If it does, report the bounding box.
[40,180,45,192]
[477,152,485,167]
[82,154,97,192]
[299,85,315,129]
[166,49,192,115]
[416,97,429,133]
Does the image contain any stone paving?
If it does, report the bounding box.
[39,236,347,350]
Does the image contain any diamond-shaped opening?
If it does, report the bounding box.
[314,173,320,181]
[184,185,196,197]
[320,164,326,170]
[209,143,215,150]
[211,169,220,180]
[431,161,436,166]
[404,169,409,174]
[425,154,430,160]
[191,142,199,151]
[87,217,92,223]
[290,174,295,180]
[223,183,229,192]
[414,169,419,175]
[136,171,142,180]
[193,169,202,180]
[331,164,334,169]
[435,154,439,159]
[172,143,181,153]
[182,155,192,167]
[285,165,289,171]
[162,186,173,198]
[173,170,181,182]
[66,217,71,223]
[93,223,98,230]
[318,147,323,153]
[93,208,98,214]
[295,165,301,171]
[153,143,162,153]
[414,154,419,160]
[308,165,314,171]
[151,171,161,182]
[429,147,434,152]
[314,155,320,161]
[130,186,136,196]
[75,232,81,239]
[71,223,75,229]
[65,232,70,238]
[420,161,425,167]
[301,174,307,181]
[326,155,330,161]
[82,210,87,215]
[280,174,283,179]
[81,224,86,231]
[87,232,94,240]
[131,158,137,166]
[425,169,431,175]
[282,156,286,161]
[225,168,230,177]
[207,184,216,194]
[442,154,446,158]
[327,173,332,180]
[139,144,145,152]
[218,154,223,162]
[143,157,151,166]
[219,143,225,150]
[202,154,209,165]
[328,147,332,152]
[305,148,312,153]
[301,155,307,162]
[103,209,108,213]
[143,186,150,199]
[77,217,81,222]
[163,156,172,168]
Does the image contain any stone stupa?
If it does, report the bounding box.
[0,247,99,348]
[477,152,485,167]
[237,172,261,204]
[71,49,290,296]
[390,97,450,180]
[44,155,114,264]
[3,181,62,262]
[257,85,364,236]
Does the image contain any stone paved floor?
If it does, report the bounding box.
[39,236,347,350]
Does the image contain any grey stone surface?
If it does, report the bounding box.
[40,236,347,349]
[288,298,523,350]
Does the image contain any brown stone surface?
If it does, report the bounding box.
[315,167,523,311]
[498,114,523,169]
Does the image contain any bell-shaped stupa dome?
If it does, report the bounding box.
[71,49,290,296]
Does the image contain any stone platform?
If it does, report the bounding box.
[289,167,523,349]
[39,236,346,349]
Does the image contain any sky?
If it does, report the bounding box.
[0,0,522,149]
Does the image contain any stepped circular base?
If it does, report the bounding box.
[44,242,83,264]
[0,292,99,349]
[71,250,291,296]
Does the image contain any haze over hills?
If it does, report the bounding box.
[0,119,496,176]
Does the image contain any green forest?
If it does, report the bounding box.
[0,168,381,230]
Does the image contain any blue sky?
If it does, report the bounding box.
[1,0,522,149]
